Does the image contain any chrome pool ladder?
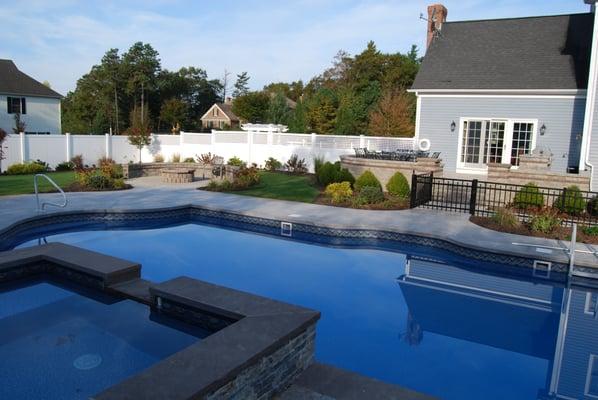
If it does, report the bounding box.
[34,174,68,212]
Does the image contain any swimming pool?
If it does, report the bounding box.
[12,217,595,400]
[0,278,209,400]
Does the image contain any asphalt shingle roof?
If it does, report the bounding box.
[411,13,594,90]
[0,59,62,98]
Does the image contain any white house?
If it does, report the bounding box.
[0,59,62,135]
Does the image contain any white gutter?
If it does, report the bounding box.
[580,5,598,190]
[408,89,587,95]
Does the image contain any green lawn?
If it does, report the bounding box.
[0,171,77,196]
[233,172,320,203]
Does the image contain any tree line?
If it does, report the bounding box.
[62,40,420,136]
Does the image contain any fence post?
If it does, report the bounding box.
[65,132,72,162]
[248,131,253,165]
[359,134,365,149]
[105,133,111,159]
[410,171,418,208]
[469,179,479,215]
[19,131,25,163]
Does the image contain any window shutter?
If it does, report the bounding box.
[21,98,26,114]
[7,97,11,114]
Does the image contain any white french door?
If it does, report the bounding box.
[458,118,536,170]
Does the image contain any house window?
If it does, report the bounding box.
[459,118,535,169]
[511,122,534,166]
[585,292,598,316]
[585,355,598,398]
[7,97,26,114]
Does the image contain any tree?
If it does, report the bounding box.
[267,92,292,125]
[122,42,161,123]
[288,99,307,133]
[367,90,415,137]
[0,127,7,170]
[127,104,152,163]
[13,113,25,134]
[232,91,270,123]
[220,69,231,100]
[335,82,380,135]
[160,98,188,133]
[306,89,337,134]
[233,72,250,97]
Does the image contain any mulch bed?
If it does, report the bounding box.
[470,216,598,245]
[63,183,133,192]
[314,193,410,210]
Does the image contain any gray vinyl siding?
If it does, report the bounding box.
[418,96,586,174]
[554,289,598,399]
[590,97,598,191]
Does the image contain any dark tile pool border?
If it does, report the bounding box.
[0,243,320,399]
[0,205,580,279]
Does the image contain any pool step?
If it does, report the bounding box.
[277,363,436,400]
[110,278,153,304]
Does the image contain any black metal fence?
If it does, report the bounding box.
[410,172,598,227]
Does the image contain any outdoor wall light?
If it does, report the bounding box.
[540,124,546,135]
[450,121,456,132]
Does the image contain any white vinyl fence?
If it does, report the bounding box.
[1,131,415,173]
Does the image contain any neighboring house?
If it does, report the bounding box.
[200,98,240,130]
[411,2,598,191]
[0,59,62,135]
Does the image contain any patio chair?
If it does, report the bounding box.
[431,151,441,159]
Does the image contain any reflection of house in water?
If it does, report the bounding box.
[546,286,598,399]
[398,255,598,399]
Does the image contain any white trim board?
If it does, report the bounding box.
[409,89,586,96]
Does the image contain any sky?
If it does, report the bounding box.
[0,0,590,95]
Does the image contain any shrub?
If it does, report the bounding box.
[354,170,382,192]
[265,157,282,171]
[325,182,353,204]
[313,156,325,175]
[554,185,586,215]
[112,178,127,190]
[355,186,384,205]
[153,154,164,163]
[513,183,544,209]
[317,162,338,186]
[227,156,245,167]
[286,154,307,174]
[6,161,47,175]
[529,209,561,234]
[98,156,115,168]
[71,155,84,170]
[582,226,598,236]
[171,153,181,163]
[197,153,216,164]
[183,157,195,163]
[490,207,520,229]
[233,165,260,189]
[316,161,354,186]
[386,172,410,198]
[588,195,598,217]
[55,161,75,171]
[82,171,113,190]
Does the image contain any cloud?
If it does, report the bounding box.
[0,0,589,94]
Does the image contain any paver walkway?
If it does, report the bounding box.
[0,180,596,269]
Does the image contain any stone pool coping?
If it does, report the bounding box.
[0,243,320,399]
[0,187,595,273]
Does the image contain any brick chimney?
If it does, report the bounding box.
[427,4,448,48]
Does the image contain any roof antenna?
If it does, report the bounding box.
[420,10,443,39]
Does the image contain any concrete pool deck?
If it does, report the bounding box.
[0,180,596,272]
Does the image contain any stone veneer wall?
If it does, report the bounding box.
[122,162,238,181]
[487,154,591,190]
[206,325,316,400]
[340,155,443,190]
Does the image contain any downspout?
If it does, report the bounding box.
[580,5,598,190]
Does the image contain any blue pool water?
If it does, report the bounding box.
[15,222,598,399]
[0,279,208,400]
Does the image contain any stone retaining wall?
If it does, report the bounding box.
[122,162,211,179]
[487,154,590,190]
[340,155,443,190]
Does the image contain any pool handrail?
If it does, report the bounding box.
[34,173,68,212]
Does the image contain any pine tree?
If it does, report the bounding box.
[233,72,250,98]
